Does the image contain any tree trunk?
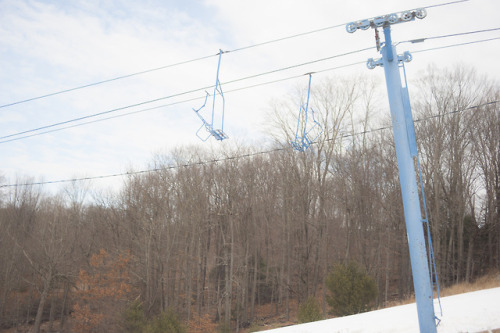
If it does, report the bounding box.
[250,248,258,321]
[224,215,234,329]
[33,268,52,333]
[465,236,474,283]
[384,233,391,305]
[48,294,55,332]
[59,280,70,333]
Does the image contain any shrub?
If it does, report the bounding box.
[297,296,323,323]
[216,322,231,333]
[188,313,218,333]
[123,300,147,332]
[325,262,378,316]
[144,308,186,333]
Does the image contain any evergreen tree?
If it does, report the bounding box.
[326,262,378,316]
[144,308,186,333]
[123,301,147,332]
[297,296,323,323]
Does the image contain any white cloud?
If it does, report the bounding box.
[0,0,498,193]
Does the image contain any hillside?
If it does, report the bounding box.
[259,287,500,332]
[1,272,499,332]
[247,272,500,333]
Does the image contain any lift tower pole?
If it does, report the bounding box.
[347,9,436,333]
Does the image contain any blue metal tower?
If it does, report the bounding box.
[346,8,437,333]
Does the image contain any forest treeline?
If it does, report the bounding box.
[0,66,498,332]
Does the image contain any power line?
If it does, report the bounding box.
[1,100,496,189]
[424,0,469,9]
[0,83,214,141]
[414,100,498,121]
[224,47,374,85]
[412,36,500,54]
[402,27,500,44]
[0,61,367,144]
[2,30,498,144]
[0,24,351,110]
[341,100,498,138]
[0,47,374,142]
[0,53,219,110]
[0,0,471,110]
[0,147,287,188]
[228,23,345,53]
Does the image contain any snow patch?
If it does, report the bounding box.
[261,287,500,333]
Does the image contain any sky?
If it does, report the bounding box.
[0,0,499,195]
[261,287,500,332]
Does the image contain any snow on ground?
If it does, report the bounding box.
[261,287,500,333]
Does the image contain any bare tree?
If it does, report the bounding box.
[469,85,500,272]
[414,65,497,283]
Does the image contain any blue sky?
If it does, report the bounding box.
[0,0,499,194]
